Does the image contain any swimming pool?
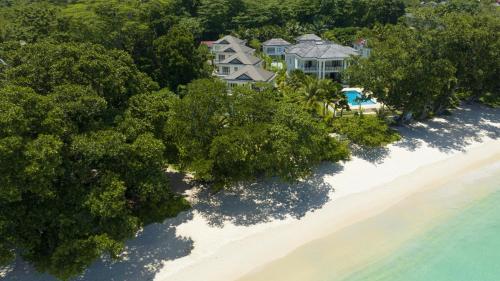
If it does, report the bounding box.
[345,91,376,106]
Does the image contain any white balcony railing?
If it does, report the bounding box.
[325,66,343,72]
[303,66,319,72]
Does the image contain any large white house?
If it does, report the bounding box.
[211,35,276,86]
[284,34,359,81]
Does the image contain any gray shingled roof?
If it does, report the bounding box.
[214,35,246,45]
[286,42,359,59]
[220,52,261,65]
[225,65,276,82]
[262,38,292,46]
[296,34,322,42]
[221,43,255,54]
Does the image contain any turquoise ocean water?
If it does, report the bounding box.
[342,170,500,281]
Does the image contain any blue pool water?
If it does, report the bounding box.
[345,91,376,106]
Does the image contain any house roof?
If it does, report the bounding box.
[200,41,215,48]
[296,34,323,42]
[214,35,246,46]
[225,65,276,82]
[286,41,359,59]
[220,43,255,54]
[220,52,261,65]
[263,38,292,46]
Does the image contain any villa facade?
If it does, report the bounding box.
[262,38,291,60]
[284,34,359,81]
[211,35,276,87]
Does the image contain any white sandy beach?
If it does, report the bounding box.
[154,106,500,281]
[2,105,499,281]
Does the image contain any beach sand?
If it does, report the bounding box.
[237,154,500,281]
[1,105,499,281]
[156,105,500,281]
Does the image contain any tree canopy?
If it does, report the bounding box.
[346,4,499,120]
[0,0,498,279]
[0,41,188,280]
[166,79,350,187]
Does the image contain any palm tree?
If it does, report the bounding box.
[300,75,323,114]
[299,76,348,118]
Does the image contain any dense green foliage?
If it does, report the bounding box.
[0,41,188,280]
[0,0,407,91]
[166,79,350,187]
[0,0,497,279]
[332,115,401,147]
[279,70,350,119]
[347,1,500,120]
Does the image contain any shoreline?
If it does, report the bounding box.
[237,152,500,281]
[2,106,499,281]
[159,109,500,281]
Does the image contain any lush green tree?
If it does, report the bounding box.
[198,0,244,38]
[332,115,401,147]
[153,26,211,90]
[0,1,63,43]
[0,42,188,280]
[438,12,499,104]
[0,41,157,107]
[346,24,458,122]
[166,79,350,187]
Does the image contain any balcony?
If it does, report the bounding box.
[303,66,319,72]
[325,66,343,72]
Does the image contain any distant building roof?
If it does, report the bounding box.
[220,43,255,54]
[214,35,246,46]
[201,41,215,48]
[225,65,276,82]
[220,52,261,65]
[287,41,359,59]
[296,34,323,42]
[262,38,292,46]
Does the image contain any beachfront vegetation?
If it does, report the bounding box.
[346,1,500,120]
[0,41,189,279]
[332,115,401,147]
[167,79,350,187]
[0,0,498,279]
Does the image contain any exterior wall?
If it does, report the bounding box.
[213,52,237,64]
[353,45,371,58]
[263,45,287,60]
[217,64,245,76]
[285,53,348,79]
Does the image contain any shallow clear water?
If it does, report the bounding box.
[342,171,500,281]
[345,91,375,106]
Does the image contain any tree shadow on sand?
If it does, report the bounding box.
[1,213,195,281]
[352,104,499,164]
[3,105,497,281]
[350,145,391,165]
[192,163,344,227]
[396,104,499,152]
[2,163,344,281]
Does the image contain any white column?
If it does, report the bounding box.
[320,60,324,79]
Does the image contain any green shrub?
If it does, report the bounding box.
[332,115,401,147]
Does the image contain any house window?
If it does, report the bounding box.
[218,54,225,61]
[267,47,276,54]
[234,67,238,72]
[221,66,230,75]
